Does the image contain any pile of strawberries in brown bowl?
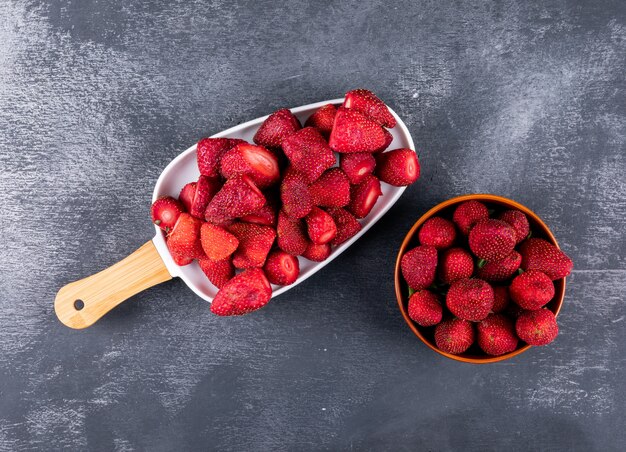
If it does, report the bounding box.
[395,194,573,363]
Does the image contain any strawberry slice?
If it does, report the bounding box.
[340,153,376,184]
[305,207,337,245]
[178,182,197,213]
[326,207,362,246]
[166,239,194,266]
[263,250,300,285]
[375,149,420,186]
[280,169,313,219]
[200,223,239,261]
[210,268,272,316]
[253,109,301,149]
[343,89,397,128]
[308,168,350,208]
[228,222,276,269]
[329,107,390,153]
[197,138,241,177]
[190,176,221,218]
[347,174,382,219]
[198,256,235,288]
[220,143,280,189]
[151,196,184,232]
[302,242,331,262]
[304,103,337,138]
[240,201,277,226]
[204,175,266,225]
[282,127,336,183]
[167,213,205,259]
[276,211,308,255]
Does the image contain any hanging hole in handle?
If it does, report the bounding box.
[74,299,85,311]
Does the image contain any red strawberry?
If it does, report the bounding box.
[304,103,337,138]
[476,250,522,282]
[253,109,301,149]
[305,207,337,245]
[329,107,390,153]
[197,137,239,177]
[343,89,397,128]
[509,270,554,310]
[240,199,277,226]
[204,175,266,225]
[228,222,276,269]
[375,149,420,186]
[452,200,489,235]
[219,143,280,188]
[280,170,313,219]
[400,245,438,290]
[167,239,194,266]
[151,196,184,232]
[408,290,443,327]
[374,128,393,153]
[347,174,382,219]
[497,210,530,244]
[434,318,475,355]
[302,242,331,262]
[519,238,573,280]
[340,152,376,185]
[198,257,234,289]
[515,308,559,346]
[468,219,516,261]
[178,182,197,213]
[326,207,362,247]
[190,176,221,219]
[276,211,308,255]
[200,223,239,261]
[210,268,272,316]
[167,213,205,259]
[264,250,300,286]
[308,168,350,208]
[491,286,510,313]
[477,314,518,356]
[446,278,494,322]
[282,127,336,183]
[438,247,474,284]
[418,217,456,250]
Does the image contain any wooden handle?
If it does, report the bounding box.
[55,241,172,329]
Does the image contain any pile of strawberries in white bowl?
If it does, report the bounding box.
[151,89,419,316]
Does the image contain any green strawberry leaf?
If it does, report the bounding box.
[408,287,416,297]
[477,258,487,269]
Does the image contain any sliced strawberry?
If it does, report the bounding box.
[204,175,266,225]
[196,138,236,177]
[167,213,205,259]
[210,268,272,316]
[329,107,390,153]
[167,239,194,266]
[200,223,239,261]
[264,250,300,286]
[240,198,278,226]
[276,211,308,255]
[178,182,197,213]
[326,207,362,246]
[228,222,276,269]
[304,103,337,138]
[190,176,221,219]
[282,127,336,183]
[308,168,350,208]
[302,242,331,262]
[348,174,382,219]
[151,196,184,232]
[280,169,313,219]
[305,207,337,245]
[375,149,420,186]
[198,256,234,288]
[253,109,301,149]
[340,152,376,185]
[219,143,280,188]
[343,89,397,128]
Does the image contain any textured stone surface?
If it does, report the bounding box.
[1,0,625,450]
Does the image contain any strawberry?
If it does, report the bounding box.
[151,196,184,232]
[438,247,474,284]
[408,290,443,327]
[515,308,559,346]
[302,242,331,262]
[434,318,475,355]
[304,103,337,138]
[326,207,362,247]
[340,152,376,185]
[280,169,313,219]
[375,149,420,186]
[264,250,300,285]
[305,207,337,245]
[204,175,266,225]
[198,257,234,289]
[276,211,308,255]
[468,219,516,261]
[374,128,393,153]
[329,107,390,153]
[190,176,221,219]
[167,213,205,259]
[400,245,438,290]
[347,174,382,219]
[308,168,350,208]
[497,210,530,245]
[200,223,239,261]
[509,270,554,310]
[343,89,397,128]
[491,286,510,313]
[178,182,197,213]
[197,138,240,177]
[166,239,194,266]
[228,222,276,269]
[452,200,489,235]
[253,108,301,149]
[446,278,494,322]
[519,238,573,280]
[477,314,518,356]
[240,198,277,226]
[418,217,456,250]
[210,268,272,316]
[219,143,280,188]
[282,127,336,183]
[476,250,522,282]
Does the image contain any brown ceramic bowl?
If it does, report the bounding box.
[394,194,566,364]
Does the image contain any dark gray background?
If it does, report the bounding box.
[1,0,624,450]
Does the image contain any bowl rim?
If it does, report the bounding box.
[394,194,566,364]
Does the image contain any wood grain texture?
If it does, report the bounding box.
[0,0,624,450]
